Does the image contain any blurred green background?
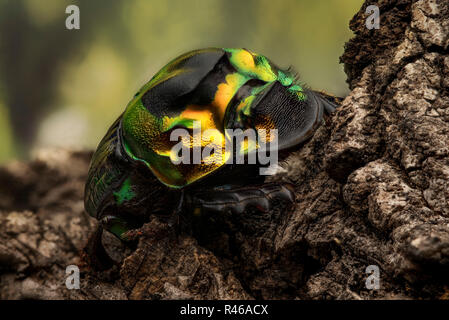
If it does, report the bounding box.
[0,0,362,164]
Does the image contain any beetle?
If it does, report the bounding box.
[84,48,340,248]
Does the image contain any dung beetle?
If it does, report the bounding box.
[84,48,340,244]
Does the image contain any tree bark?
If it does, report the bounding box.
[1,0,449,300]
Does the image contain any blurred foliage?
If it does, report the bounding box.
[0,0,363,163]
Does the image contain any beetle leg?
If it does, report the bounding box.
[82,224,115,271]
[167,190,185,227]
[314,90,343,114]
[162,190,186,238]
[101,214,137,242]
[187,183,295,216]
[322,98,337,114]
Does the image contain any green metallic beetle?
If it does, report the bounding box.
[84,48,340,245]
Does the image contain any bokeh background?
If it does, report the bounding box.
[0,0,363,163]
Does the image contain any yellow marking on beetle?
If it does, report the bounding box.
[225,48,277,83]
[181,109,215,130]
[162,108,215,132]
[236,95,255,117]
[238,136,259,155]
[235,49,256,69]
[212,72,248,124]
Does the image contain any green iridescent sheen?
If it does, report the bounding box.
[223,48,277,82]
[289,84,301,91]
[123,140,185,188]
[288,84,307,100]
[113,177,136,205]
[277,70,293,86]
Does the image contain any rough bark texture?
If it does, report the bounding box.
[1,0,449,300]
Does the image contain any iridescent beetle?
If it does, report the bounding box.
[84,48,340,244]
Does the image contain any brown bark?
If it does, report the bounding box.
[1,0,449,300]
